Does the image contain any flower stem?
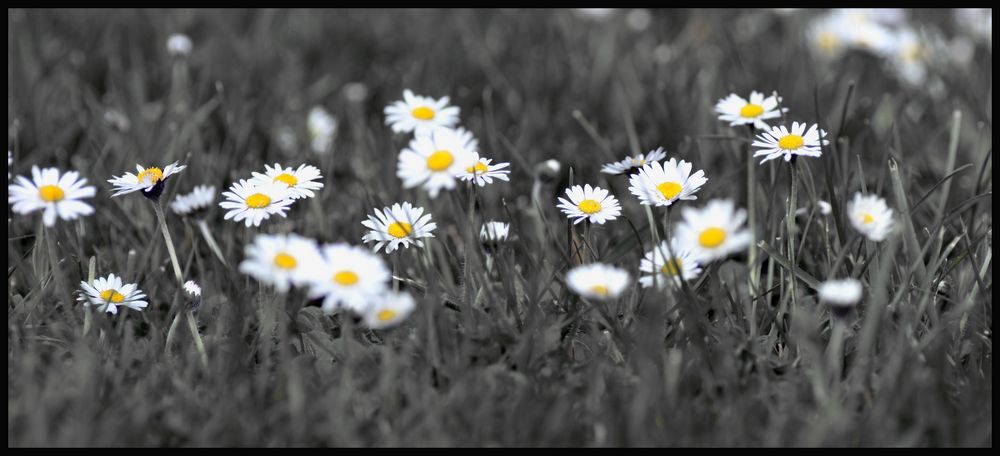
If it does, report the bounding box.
[786,161,798,306]
[153,200,184,284]
[185,309,209,369]
[197,218,229,266]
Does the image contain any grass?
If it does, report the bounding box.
[7,8,992,446]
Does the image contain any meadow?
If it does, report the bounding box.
[7,8,992,446]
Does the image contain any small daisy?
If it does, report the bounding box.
[171,185,216,216]
[384,89,460,137]
[361,202,437,254]
[304,243,391,314]
[638,240,703,289]
[714,91,786,130]
[9,166,96,227]
[166,33,192,57]
[566,263,630,301]
[7,151,12,180]
[362,291,417,329]
[674,199,752,263]
[308,106,337,154]
[108,162,187,199]
[818,278,863,318]
[628,158,707,207]
[600,147,668,175]
[77,273,148,315]
[847,193,894,242]
[219,179,294,228]
[184,280,203,310]
[556,184,622,225]
[480,221,510,244]
[752,122,829,164]
[240,233,324,292]
[397,127,477,198]
[795,200,833,217]
[250,162,324,200]
[459,155,510,187]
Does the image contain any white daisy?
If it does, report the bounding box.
[8,166,96,227]
[480,221,510,244]
[638,240,703,289]
[361,202,437,254]
[674,199,752,263]
[752,122,829,164]
[628,158,707,207]
[566,263,630,301]
[601,147,668,175]
[459,155,510,187]
[556,184,622,225]
[76,273,148,315]
[397,127,477,198]
[795,200,832,217]
[170,185,216,216]
[108,162,187,199]
[308,106,337,154]
[304,243,391,314]
[714,91,786,130]
[818,278,863,309]
[250,162,324,200]
[166,33,192,56]
[806,13,849,60]
[847,192,894,242]
[183,280,202,298]
[362,291,417,329]
[384,89,460,137]
[239,233,324,292]
[887,27,930,86]
[219,179,294,228]
[7,151,11,180]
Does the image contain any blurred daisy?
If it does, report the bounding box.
[305,243,391,314]
[239,233,324,292]
[480,221,510,244]
[384,89,460,137]
[639,240,703,289]
[250,162,324,200]
[566,263,630,301]
[556,184,621,225]
[795,200,833,217]
[397,127,477,198]
[361,202,437,254]
[166,33,192,57]
[308,106,337,154]
[459,155,510,187]
[362,291,417,329]
[183,280,202,298]
[752,122,828,164]
[9,166,96,227]
[7,151,11,180]
[171,185,216,216]
[818,278,863,318]
[807,13,849,59]
[219,179,294,227]
[108,162,187,199]
[601,147,667,175]
[887,27,930,85]
[714,91,786,130]
[77,273,147,315]
[674,199,752,263]
[628,158,707,207]
[847,193,894,242]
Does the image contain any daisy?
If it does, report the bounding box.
[304,243,391,314]
[459,155,510,187]
[308,106,337,154]
[847,192,894,242]
[362,291,417,329]
[638,240,703,289]
[184,280,203,310]
[601,147,668,175]
[674,199,752,263]
[556,184,622,225]
[7,151,11,180]
[76,273,148,315]
[219,179,294,227]
[239,233,324,292]
[480,221,510,244]
[566,263,630,301]
[250,162,324,200]
[795,200,833,217]
[108,161,187,199]
[628,158,707,207]
[361,202,437,254]
[714,91,786,130]
[397,127,477,198]
[384,89,460,137]
[171,185,216,216]
[9,166,96,227]
[166,33,192,57]
[751,122,828,164]
[887,27,930,86]
[818,278,863,318]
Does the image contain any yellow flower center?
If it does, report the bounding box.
[38,185,65,202]
[333,270,359,286]
[818,32,838,53]
[100,289,125,303]
[427,150,454,172]
[411,106,436,120]
[903,44,922,63]
[661,258,683,276]
[589,285,609,296]
[273,173,298,187]
[137,167,164,185]
[862,213,875,224]
[377,309,398,322]
[387,221,413,239]
[578,199,602,214]
[273,252,297,270]
[698,227,727,248]
[740,103,765,118]
[245,193,271,208]
[777,134,804,150]
[466,161,489,175]
[656,181,683,200]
